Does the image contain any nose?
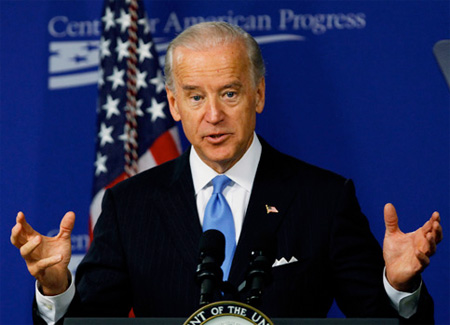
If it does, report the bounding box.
[205,97,224,124]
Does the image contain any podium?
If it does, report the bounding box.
[64,299,398,324]
[65,318,399,324]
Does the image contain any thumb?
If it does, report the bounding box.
[384,203,400,235]
[58,211,75,239]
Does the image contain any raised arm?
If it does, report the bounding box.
[10,211,75,295]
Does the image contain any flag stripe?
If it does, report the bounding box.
[150,130,181,165]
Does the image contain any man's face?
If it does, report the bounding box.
[166,41,265,173]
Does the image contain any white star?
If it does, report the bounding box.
[136,99,144,116]
[118,133,128,143]
[118,125,138,147]
[136,70,148,90]
[124,99,144,117]
[115,9,130,34]
[102,6,115,32]
[100,37,111,59]
[146,98,166,122]
[102,95,120,119]
[137,39,153,63]
[138,15,150,34]
[116,37,129,62]
[106,66,125,90]
[127,99,145,117]
[98,123,114,147]
[150,70,165,94]
[94,152,108,176]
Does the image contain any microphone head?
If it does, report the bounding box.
[242,233,277,306]
[199,229,226,265]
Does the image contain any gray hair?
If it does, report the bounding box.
[164,22,265,91]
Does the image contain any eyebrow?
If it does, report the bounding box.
[182,85,199,91]
[221,82,243,90]
[181,82,243,92]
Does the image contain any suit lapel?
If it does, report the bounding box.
[229,139,298,285]
[157,149,203,272]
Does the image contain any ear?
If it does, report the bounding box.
[166,86,181,122]
[255,77,265,114]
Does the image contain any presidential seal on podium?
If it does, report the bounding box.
[184,301,273,325]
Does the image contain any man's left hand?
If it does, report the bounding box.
[383,203,443,292]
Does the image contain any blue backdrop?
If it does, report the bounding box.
[1,1,449,324]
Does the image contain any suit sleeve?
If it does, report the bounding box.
[65,188,133,318]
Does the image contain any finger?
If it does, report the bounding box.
[28,255,63,277]
[417,234,431,256]
[57,212,75,240]
[422,211,441,233]
[423,218,443,244]
[433,222,443,244]
[16,211,35,235]
[10,222,24,248]
[11,222,33,248]
[425,233,437,257]
[415,249,430,269]
[421,219,433,234]
[20,236,41,258]
[431,211,440,223]
[384,203,400,235]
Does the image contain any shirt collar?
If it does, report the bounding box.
[190,133,262,195]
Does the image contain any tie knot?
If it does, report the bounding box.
[211,175,231,194]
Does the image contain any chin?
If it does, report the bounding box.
[205,152,236,167]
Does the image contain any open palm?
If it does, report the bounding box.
[11,211,75,295]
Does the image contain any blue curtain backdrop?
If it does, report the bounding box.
[1,1,448,324]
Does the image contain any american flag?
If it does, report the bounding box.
[90,0,181,237]
[265,205,279,214]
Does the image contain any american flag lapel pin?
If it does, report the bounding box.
[265,204,279,214]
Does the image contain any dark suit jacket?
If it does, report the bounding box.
[34,137,434,323]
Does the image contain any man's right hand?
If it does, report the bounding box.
[10,211,75,296]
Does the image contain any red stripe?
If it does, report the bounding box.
[106,172,128,189]
[150,130,180,165]
[88,217,94,243]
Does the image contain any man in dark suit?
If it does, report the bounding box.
[11,22,442,324]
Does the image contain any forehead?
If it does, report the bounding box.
[172,42,252,89]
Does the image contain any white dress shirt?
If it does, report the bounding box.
[190,132,262,243]
[36,133,420,323]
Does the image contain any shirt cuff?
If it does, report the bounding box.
[35,273,75,325]
[383,267,422,319]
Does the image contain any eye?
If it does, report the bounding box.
[192,95,202,101]
[225,91,236,98]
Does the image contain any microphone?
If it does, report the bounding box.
[241,234,277,307]
[196,229,225,306]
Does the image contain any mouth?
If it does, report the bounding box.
[204,133,231,144]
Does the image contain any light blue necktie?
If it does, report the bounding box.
[203,175,236,281]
